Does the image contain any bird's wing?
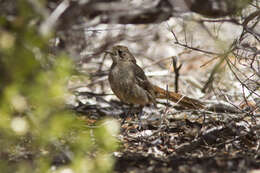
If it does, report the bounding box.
[132,63,149,87]
[132,63,157,105]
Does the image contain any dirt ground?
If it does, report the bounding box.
[74,98,260,173]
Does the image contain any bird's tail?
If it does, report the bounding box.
[151,85,205,109]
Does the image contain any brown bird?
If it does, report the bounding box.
[106,45,205,112]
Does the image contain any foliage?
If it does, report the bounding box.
[0,1,118,172]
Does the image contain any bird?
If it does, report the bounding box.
[106,45,205,111]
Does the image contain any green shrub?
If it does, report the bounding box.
[0,1,118,172]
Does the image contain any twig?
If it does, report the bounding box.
[202,56,225,93]
[225,56,260,97]
[167,22,220,56]
[172,56,182,93]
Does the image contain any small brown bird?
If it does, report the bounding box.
[106,45,205,111]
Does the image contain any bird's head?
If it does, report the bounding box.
[105,45,136,64]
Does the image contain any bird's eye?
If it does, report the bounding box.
[117,50,125,58]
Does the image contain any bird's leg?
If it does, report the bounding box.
[137,106,144,130]
[121,104,134,124]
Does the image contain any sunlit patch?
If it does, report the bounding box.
[11,117,28,135]
[11,95,27,112]
[59,168,74,173]
[0,31,15,49]
[104,119,120,135]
